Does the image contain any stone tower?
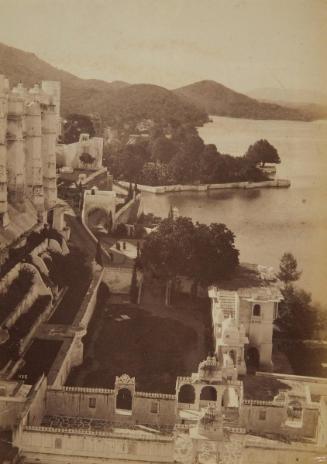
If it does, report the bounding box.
[0,75,9,227]
[25,100,44,211]
[7,91,25,210]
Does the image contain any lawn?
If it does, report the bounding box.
[66,303,199,394]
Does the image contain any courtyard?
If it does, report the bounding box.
[66,285,210,393]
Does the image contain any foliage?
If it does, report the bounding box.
[79,152,95,165]
[276,285,321,339]
[245,139,281,166]
[277,252,302,286]
[63,114,95,144]
[114,223,128,238]
[139,217,239,285]
[103,125,268,186]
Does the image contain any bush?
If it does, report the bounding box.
[114,223,128,238]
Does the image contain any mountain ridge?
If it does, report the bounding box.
[0,42,321,125]
[174,80,311,121]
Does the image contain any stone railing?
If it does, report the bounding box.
[224,426,246,434]
[243,399,283,407]
[59,385,115,395]
[24,425,173,442]
[119,179,291,194]
[135,392,176,400]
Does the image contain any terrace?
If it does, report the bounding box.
[66,292,209,393]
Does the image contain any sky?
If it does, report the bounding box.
[0,0,326,93]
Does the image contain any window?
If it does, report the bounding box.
[55,438,62,449]
[88,397,96,409]
[150,401,159,413]
[253,304,261,317]
[259,410,266,420]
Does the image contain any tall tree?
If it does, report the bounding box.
[277,253,302,286]
[139,217,239,285]
[245,139,281,167]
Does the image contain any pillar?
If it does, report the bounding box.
[0,76,9,227]
[25,101,44,211]
[42,103,57,209]
[7,93,25,211]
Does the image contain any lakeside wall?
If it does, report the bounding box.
[119,179,290,194]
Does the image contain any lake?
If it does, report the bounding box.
[141,116,327,305]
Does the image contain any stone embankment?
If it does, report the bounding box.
[119,179,291,194]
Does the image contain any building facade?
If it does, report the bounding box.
[0,75,60,228]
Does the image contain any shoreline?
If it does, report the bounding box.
[119,179,291,194]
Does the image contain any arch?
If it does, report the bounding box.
[178,384,195,404]
[246,346,260,373]
[116,388,132,410]
[253,304,261,317]
[287,400,303,420]
[229,350,236,366]
[200,386,217,402]
[87,207,112,233]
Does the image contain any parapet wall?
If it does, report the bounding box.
[119,179,291,194]
[16,426,174,463]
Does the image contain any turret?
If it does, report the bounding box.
[25,101,44,211]
[41,101,57,209]
[7,92,25,210]
[0,75,9,227]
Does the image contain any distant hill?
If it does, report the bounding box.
[248,87,327,106]
[0,42,207,128]
[1,43,323,125]
[174,80,312,121]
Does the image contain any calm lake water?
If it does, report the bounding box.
[142,116,327,305]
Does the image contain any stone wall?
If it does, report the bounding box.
[241,401,319,439]
[45,387,177,428]
[119,179,291,194]
[17,426,174,463]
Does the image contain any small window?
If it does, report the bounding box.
[89,397,96,409]
[253,304,261,317]
[150,401,159,413]
[55,438,62,449]
[259,410,266,420]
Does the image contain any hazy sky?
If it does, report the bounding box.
[0,0,326,93]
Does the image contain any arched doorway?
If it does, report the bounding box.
[246,346,260,373]
[116,388,132,410]
[87,207,111,234]
[178,384,195,404]
[200,386,217,402]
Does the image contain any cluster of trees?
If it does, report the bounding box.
[138,216,239,289]
[276,253,326,340]
[61,114,95,144]
[104,125,280,186]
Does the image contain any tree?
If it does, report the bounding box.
[276,286,318,339]
[245,139,281,167]
[150,136,177,164]
[277,253,301,286]
[62,114,95,144]
[80,152,95,166]
[139,217,239,286]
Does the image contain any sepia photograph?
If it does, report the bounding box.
[0,0,326,462]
